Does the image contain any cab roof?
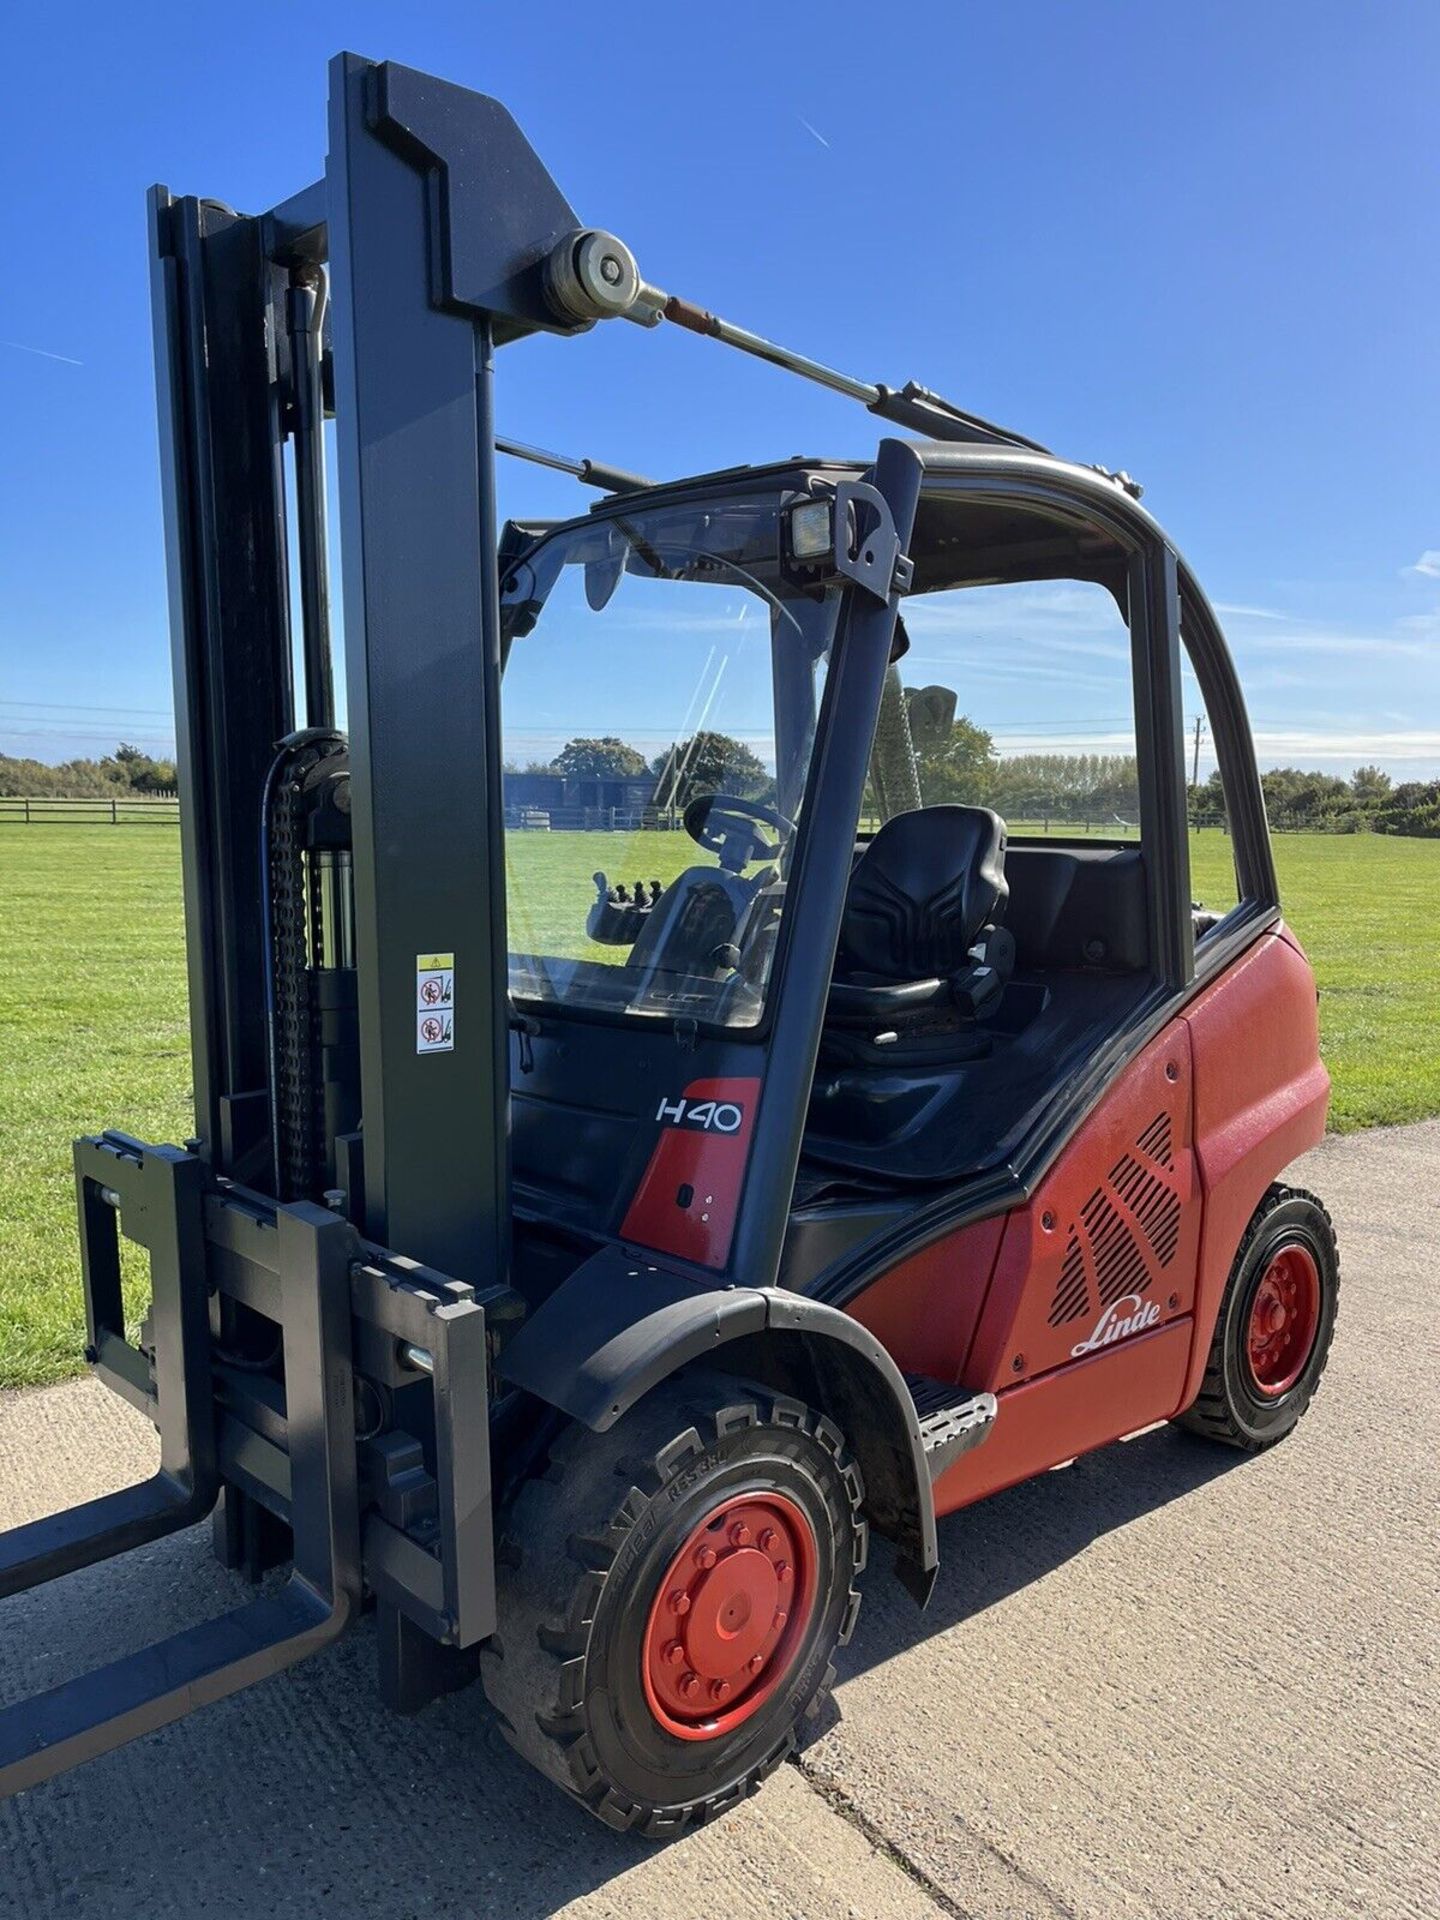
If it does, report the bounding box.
[552,443,1165,598]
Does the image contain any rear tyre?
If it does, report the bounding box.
[480,1372,866,1838]
[1176,1183,1339,1451]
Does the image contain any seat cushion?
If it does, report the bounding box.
[836,805,1008,982]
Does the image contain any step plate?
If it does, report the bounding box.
[906,1375,998,1482]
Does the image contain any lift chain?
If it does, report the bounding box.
[267,740,336,1199]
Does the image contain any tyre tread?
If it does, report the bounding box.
[480,1371,865,1838]
[1176,1182,1339,1451]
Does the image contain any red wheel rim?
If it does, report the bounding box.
[1246,1244,1321,1397]
[640,1490,818,1742]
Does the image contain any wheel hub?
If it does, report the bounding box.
[1246,1244,1321,1396]
[641,1492,817,1740]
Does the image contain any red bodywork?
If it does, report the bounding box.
[616,934,1327,1523]
[848,930,1329,1514]
[621,1077,761,1269]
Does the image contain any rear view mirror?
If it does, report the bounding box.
[905,684,958,750]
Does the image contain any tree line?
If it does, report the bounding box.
[0,743,178,798]
[909,732,1440,835]
[508,732,770,808]
[13,730,1437,837]
[512,726,1440,838]
[1194,764,1440,837]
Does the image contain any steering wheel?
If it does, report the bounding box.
[683,793,795,874]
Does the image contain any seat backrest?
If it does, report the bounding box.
[836,805,1008,982]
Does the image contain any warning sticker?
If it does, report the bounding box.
[417,1010,454,1053]
[416,953,455,1052]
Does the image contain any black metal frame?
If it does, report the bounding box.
[0,1133,496,1798]
[1178,570,1281,913]
[0,1138,214,1598]
[729,438,923,1288]
[327,54,534,1281]
[0,1140,357,1795]
[149,192,294,1181]
[0,52,558,1801]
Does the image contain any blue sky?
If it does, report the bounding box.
[1,1,1436,779]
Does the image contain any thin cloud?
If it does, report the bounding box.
[1213,601,1295,622]
[992,731,1136,757]
[1,338,84,367]
[797,116,831,150]
[905,653,1124,692]
[1248,725,1440,759]
[1216,601,1431,658]
[901,581,1130,660]
[1403,550,1440,579]
[1240,629,1428,660]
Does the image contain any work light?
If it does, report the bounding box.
[787,497,834,562]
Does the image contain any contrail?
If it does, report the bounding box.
[797,116,831,150]
[1,339,84,367]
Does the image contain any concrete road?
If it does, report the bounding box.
[2,1123,1436,1919]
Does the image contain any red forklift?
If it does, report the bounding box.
[0,55,1338,1837]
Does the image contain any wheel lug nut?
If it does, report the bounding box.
[664,1640,686,1665]
[670,1590,691,1615]
[747,1653,765,1674]
[709,1679,731,1703]
[773,1609,788,1630]
[759,1528,777,1551]
[678,1671,699,1698]
[729,1521,751,1547]
[775,1560,791,1581]
[695,1546,717,1571]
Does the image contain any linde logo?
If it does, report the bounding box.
[1070,1292,1161,1358]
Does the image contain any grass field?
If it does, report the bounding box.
[2,824,1436,1388]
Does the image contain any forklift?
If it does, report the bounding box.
[0,54,1339,1836]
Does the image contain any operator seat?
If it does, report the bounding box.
[825,805,1014,1043]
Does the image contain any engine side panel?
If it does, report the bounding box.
[844,1216,1007,1383]
[963,1029,1199,1392]
[842,929,1327,1517]
[1179,927,1329,1407]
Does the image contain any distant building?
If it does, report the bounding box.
[503,771,662,826]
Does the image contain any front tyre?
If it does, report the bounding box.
[1176,1183,1339,1451]
[481,1373,866,1838]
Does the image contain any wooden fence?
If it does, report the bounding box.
[0,794,181,825]
[0,796,1372,838]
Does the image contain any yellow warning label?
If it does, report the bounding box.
[416,950,456,1051]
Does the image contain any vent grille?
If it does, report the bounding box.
[1082,1187,1154,1305]
[1049,1235,1090,1326]
[1109,1149,1183,1268]
[1046,1109,1183,1330]
[1135,1111,1174,1167]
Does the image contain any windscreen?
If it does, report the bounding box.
[501,494,840,1027]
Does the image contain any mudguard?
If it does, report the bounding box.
[498,1246,939,1599]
